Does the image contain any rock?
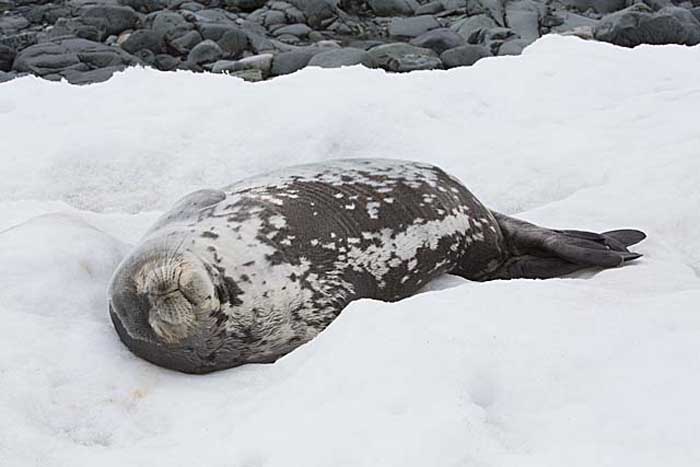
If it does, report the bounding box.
[0,45,16,72]
[198,23,241,41]
[410,28,465,53]
[0,32,38,51]
[559,0,626,14]
[389,15,440,38]
[170,30,203,55]
[187,39,223,65]
[594,4,700,46]
[451,14,497,42]
[247,33,276,53]
[0,15,30,35]
[367,0,417,16]
[229,68,264,81]
[224,0,268,11]
[497,38,529,55]
[0,71,18,83]
[287,0,338,28]
[180,1,205,11]
[121,29,164,54]
[13,38,140,76]
[264,10,287,27]
[154,53,179,70]
[439,44,490,68]
[550,12,599,34]
[27,4,72,25]
[62,65,125,85]
[307,47,376,68]
[504,0,543,43]
[367,42,442,71]
[211,52,273,75]
[81,5,140,36]
[149,11,193,40]
[118,0,166,13]
[218,28,250,57]
[415,1,444,15]
[51,17,108,42]
[692,7,700,22]
[270,48,314,75]
[272,23,312,37]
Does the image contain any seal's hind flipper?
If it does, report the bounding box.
[480,213,646,280]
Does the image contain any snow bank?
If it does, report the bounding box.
[1,36,699,466]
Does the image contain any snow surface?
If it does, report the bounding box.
[1,35,700,466]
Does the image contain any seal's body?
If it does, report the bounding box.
[109,159,645,373]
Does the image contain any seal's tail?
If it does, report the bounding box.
[479,213,646,280]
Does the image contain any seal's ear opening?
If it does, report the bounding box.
[482,213,646,280]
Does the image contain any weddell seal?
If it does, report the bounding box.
[108,159,645,373]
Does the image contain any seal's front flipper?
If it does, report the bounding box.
[483,213,646,280]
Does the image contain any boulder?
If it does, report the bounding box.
[439,44,490,68]
[307,47,376,68]
[272,23,312,37]
[594,4,700,46]
[170,30,203,55]
[415,1,443,15]
[81,5,140,36]
[497,38,529,55]
[389,15,440,38]
[367,42,442,71]
[286,0,338,28]
[559,0,626,14]
[62,65,125,85]
[186,39,223,65]
[218,28,250,57]
[270,48,314,75]
[13,38,140,76]
[121,29,164,54]
[118,0,166,14]
[149,11,193,40]
[154,53,179,70]
[367,0,417,16]
[51,17,108,42]
[224,0,268,12]
[0,44,16,72]
[409,28,465,53]
[451,14,497,42]
[504,0,543,43]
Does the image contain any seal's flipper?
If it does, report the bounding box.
[481,213,645,280]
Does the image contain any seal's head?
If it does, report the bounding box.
[108,237,235,374]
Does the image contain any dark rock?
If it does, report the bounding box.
[439,44,490,68]
[121,29,164,54]
[451,14,497,42]
[187,38,223,65]
[692,7,700,22]
[180,2,205,11]
[118,0,166,13]
[307,47,376,68]
[415,1,443,15]
[0,15,30,35]
[270,48,313,75]
[0,71,18,83]
[51,17,108,42]
[272,23,312,37]
[0,45,16,72]
[505,0,543,42]
[62,65,125,85]
[223,0,267,12]
[169,30,202,55]
[264,10,288,27]
[367,0,416,16]
[594,4,700,46]
[247,32,276,53]
[154,53,180,70]
[81,5,140,36]
[389,15,440,38]
[497,38,528,55]
[559,0,626,14]
[410,28,465,53]
[134,48,156,65]
[27,4,72,25]
[149,11,193,40]
[198,22,241,41]
[367,42,442,71]
[0,32,38,51]
[218,28,250,57]
[287,0,337,28]
[13,38,140,76]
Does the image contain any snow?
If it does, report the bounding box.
[1,35,700,466]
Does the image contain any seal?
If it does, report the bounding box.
[108,159,645,374]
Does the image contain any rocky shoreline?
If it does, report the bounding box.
[1,0,699,84]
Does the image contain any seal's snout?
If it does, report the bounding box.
[136,254,217,344]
